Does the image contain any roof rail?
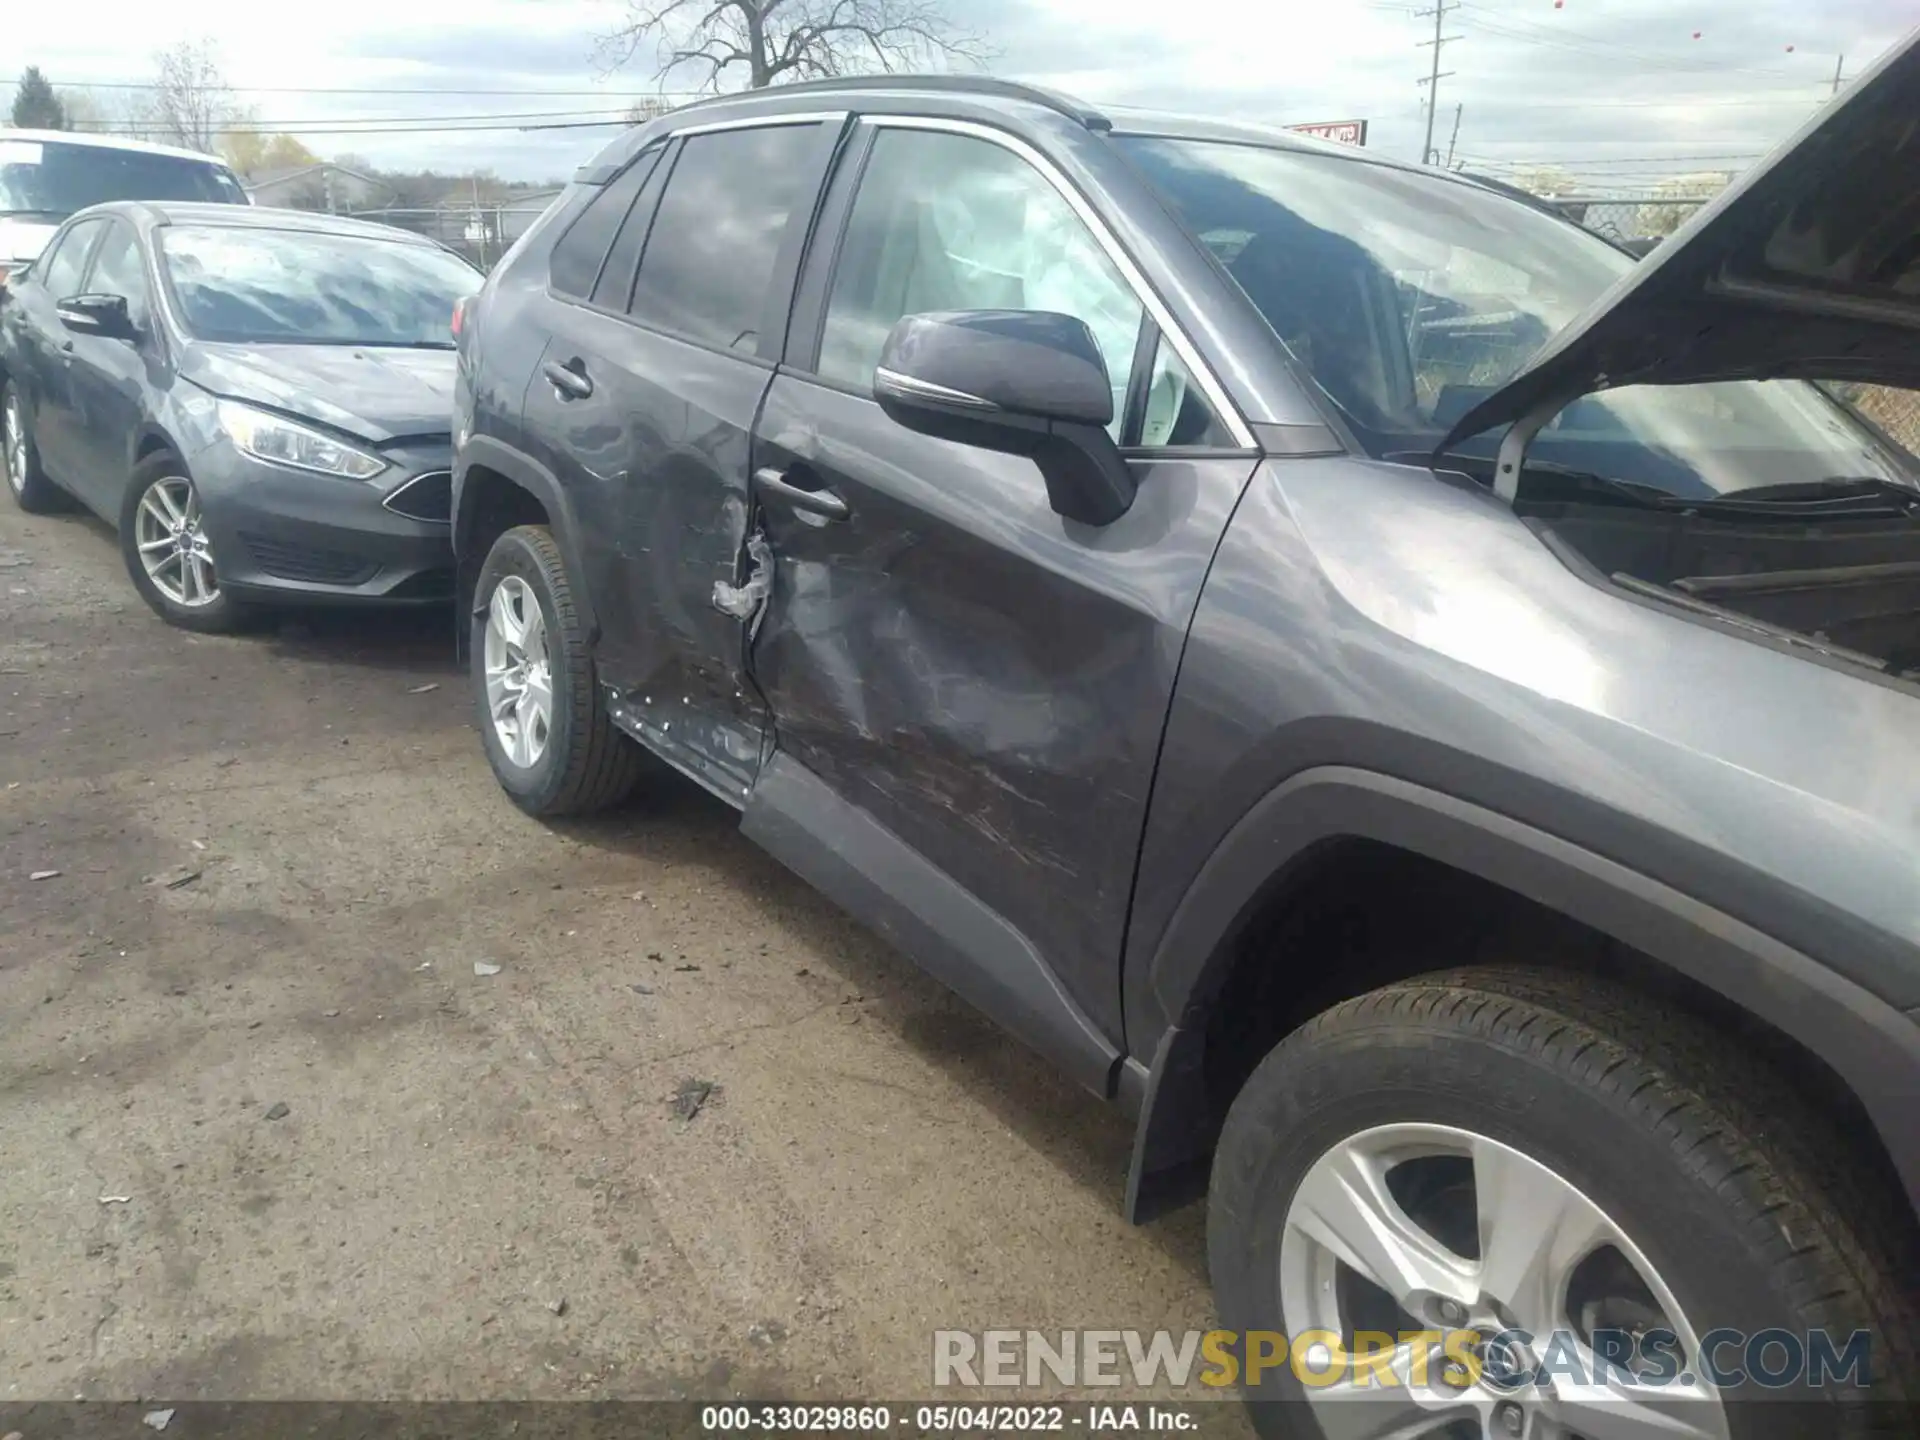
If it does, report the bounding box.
[672,74,1111,131]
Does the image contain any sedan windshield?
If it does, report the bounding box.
[0,138,245,217]
[1119,135,1906,499]
[160,225,479,348]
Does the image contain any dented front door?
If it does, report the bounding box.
[745,374,1255,1043]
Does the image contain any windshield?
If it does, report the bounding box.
[160,225,479,348]
[0,137,245,217]
[1119,135,1906,498]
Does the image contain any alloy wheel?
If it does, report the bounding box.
[134,476,222,608]
[1279,1122,1730,1439]
[483,574,553,769]
[5,392,25,495]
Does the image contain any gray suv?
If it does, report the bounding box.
[453,33,1920,1435]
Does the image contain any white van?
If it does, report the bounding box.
[0,129,248,278]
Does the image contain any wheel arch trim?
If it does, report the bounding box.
[454,434,596,639]
[1125,765,1920,1221]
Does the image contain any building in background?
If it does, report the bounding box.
[244,162,394,212]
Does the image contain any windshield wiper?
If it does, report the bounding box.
[1732,475,1920,506]
[252,337,457,351]
[1408,451,1919,518]
[1405,450,1692,510]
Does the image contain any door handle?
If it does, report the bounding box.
[753,466,847,521]
[542,359,593,401]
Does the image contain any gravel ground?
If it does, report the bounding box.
[0,498,1226,1407]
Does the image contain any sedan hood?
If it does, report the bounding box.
[180,343,457,444]
[1445,27,1920,450]
[0,216,58,266]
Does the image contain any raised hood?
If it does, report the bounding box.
[1444,26,1920,451]
[180,343,456,444]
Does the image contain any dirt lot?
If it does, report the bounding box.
[0,500,1222,1404]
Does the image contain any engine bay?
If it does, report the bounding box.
[1523,496,1920,680]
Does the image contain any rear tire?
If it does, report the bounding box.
[1208,966,1919,1439]
[3,380,68,513]
[471,524,645,816]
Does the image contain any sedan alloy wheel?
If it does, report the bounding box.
[134,475,222,608]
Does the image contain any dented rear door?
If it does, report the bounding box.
[524,118,838,801]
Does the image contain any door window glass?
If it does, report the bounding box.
[818,128,1143,437]
[85,222,150,327]
[628,123,823,353]
[549,149,659,300]
[39,219,101,299]
[1137,336,1233,448]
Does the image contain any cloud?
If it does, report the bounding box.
[1,0,1912,183]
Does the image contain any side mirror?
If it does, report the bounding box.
[873,309,1136,526]
[57,293,135,340]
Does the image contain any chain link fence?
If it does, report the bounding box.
[348,201,560,269]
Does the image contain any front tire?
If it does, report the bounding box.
[471,524,645,816]
[3,380,67,513]
[1208,967,1918,1439]
[120,453,249,633]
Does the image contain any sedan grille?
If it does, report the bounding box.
[239,533,377,586]
[383,470,452,523]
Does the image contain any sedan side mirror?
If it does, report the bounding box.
[57,293,135,340]
[873,310,1137,526]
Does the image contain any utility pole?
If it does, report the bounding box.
[1445,103,1464,169]
[1417,2,1462,166]
[1832,54,1846,96]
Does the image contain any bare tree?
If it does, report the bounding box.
[597,0,990,92]
[142,41,245,155]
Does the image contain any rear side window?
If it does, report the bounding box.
[628,124,822,354]
[590,154,671,312]
[548,150,661,300]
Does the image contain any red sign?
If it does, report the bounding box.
[1286,119,1369,147]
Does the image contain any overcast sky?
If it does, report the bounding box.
[5,0,1914,188]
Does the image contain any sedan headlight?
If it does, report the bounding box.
[217,400,386,480]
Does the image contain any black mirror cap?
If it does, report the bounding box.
[876,310,1115,427]
[872,310,1136,527]
[57,293,134,339]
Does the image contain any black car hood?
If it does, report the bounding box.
[180,343,456,444]
[1444,26,1920,450]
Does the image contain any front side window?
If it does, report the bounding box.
[0,138,243,221]
[628,123,822,353]
[1120,135,1905,497]
[818,127,1143,438]
[85,222,150,326]
[159,225,480,347]
[38,218,102,298]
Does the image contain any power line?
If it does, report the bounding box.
[44,80,702,99]
[79,107,641,129]
[1455,3,1805,78]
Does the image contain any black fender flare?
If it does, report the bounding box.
[453,434,598,641]
[1123,765,1920,1221]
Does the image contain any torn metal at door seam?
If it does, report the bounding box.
[712,527,774,641]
